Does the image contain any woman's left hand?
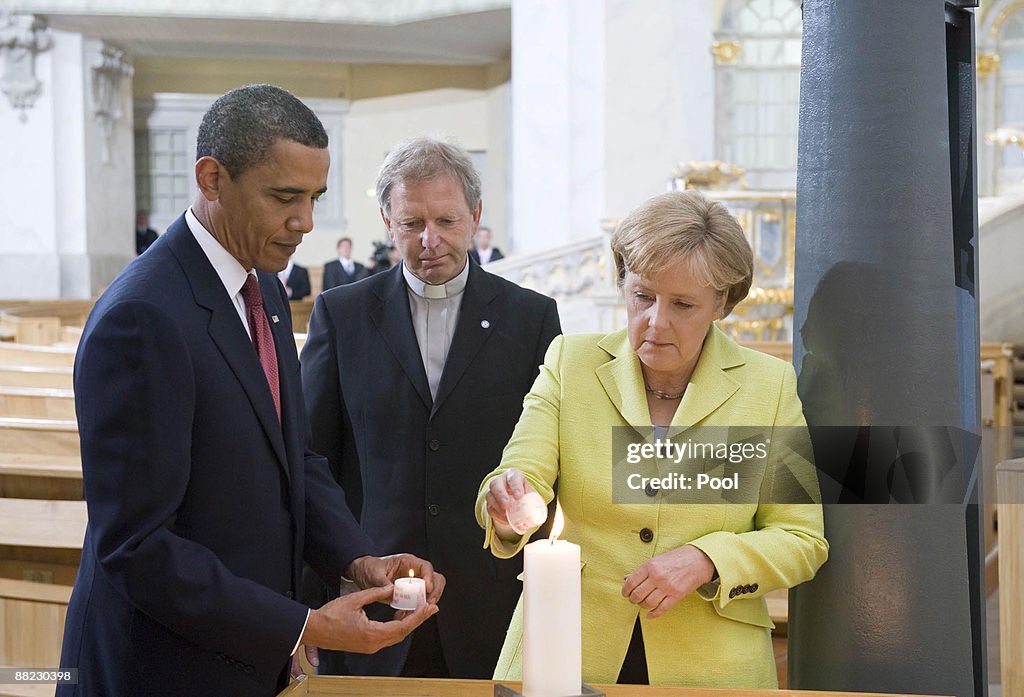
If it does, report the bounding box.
[622,544,716,619]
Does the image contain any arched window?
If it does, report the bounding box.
[997,9,1024,187]
[714,0,802,189]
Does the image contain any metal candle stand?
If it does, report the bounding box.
[494,684,605,697]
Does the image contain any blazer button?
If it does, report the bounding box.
[428,439,441,451]
[729,587,738,599]
[428,504,440,516]
[639,527,654,543]
[644,483,658,497]
[751,583,759,592]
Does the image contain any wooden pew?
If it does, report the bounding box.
[0,367,73,391]
[0,419,81,500]
[0,453,82,501]
[997,460,1023,697]
[0,301,93,346]
[0,498,86,685]
[0,314,60,347]
[0,419,79,459]
[0,388,75,421]
[0,346,74,369]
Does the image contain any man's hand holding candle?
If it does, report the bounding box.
[345,553,445,605]
[294,553,444,676]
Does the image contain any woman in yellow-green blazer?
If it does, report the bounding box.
[476,191,828,689]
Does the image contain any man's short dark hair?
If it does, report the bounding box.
[196,84,328,177]
[337,237,352,247]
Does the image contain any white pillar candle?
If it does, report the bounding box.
[522,505,581,697]
[391,571,426,610]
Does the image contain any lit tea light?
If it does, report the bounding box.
[390,569,427,610]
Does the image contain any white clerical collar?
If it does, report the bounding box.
[185,207,250,300]
[402,258,469,299]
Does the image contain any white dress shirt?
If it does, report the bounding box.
[340,256,355,275]
[278,259,295,298]
[477,247,493,265]
[185,207,309,656]
[403,258,470,400]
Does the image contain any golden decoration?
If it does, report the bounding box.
[985,126,1024,148]
[977,53,1001,77]
[669,160,747,191]
[990,3,1024,39]
[710,40,741,65]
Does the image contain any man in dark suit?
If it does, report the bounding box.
[322,237,369,289]
[468,225,504,265]
[135,209,159,255]
[302,137,560,679]
[58,85,442,697]
[279,259,312,300]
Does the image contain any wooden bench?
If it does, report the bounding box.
[997,460,1024,697]
[0,302,93,346]
[0,498,86,682]
[0,366,73,391]
[0,453,82,501]
[0,419,79,459]
[0,388,75,421]
[0,346,74,369]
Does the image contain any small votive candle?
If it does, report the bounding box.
[391,571,427,610]
[507,491,548,535]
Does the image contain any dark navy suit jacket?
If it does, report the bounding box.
[58,215,375,697]
[301,260,560,678]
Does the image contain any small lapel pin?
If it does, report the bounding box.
[480,320,491,329]
[271,315,280,324]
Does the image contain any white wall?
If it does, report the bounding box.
[510,0,715,254]
[293,86,507,270]
[0,28,135,299]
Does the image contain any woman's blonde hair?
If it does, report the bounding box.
[610,190,753,316]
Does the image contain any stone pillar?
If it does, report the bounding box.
[509,0,714,254]
[0,16,134,300]
[789,2,984,696]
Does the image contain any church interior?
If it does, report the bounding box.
[0,1,1020,696]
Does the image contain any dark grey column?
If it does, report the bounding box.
[789,2,984,696]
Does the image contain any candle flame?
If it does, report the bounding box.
[408,569,415,578]
[548,501,564,542]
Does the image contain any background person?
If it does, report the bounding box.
[135,209,158,255]
[278,258,311,300]
[469,225,503,265]
[323,236,369,289]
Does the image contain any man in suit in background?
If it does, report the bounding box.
[469,225,503,265]
[302,136,561,679]
[59,85,442,697]
[279,258,312,300]
[135,209,159,255]
[322,237,368,289]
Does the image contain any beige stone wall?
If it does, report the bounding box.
[133,58,509,101]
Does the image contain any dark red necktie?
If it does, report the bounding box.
[240,275,281,422]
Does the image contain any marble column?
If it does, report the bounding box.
[0,19,134,300]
